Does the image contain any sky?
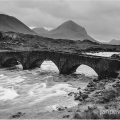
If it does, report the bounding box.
[0,0,120,42]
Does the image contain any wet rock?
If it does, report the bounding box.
[88,105,97,110]
[74,93,80,100]
[83,91,90,94]
[84,88,89,91]
[81,94,88,100]
[9,112,25,118]
[57,106,67,111]
[95,91,103,95]
[116,79,120,83]
[87,81,96,87]
[74,93,88,101]
[72,112,81,119]
[93,91,102,97]
[68,92,75,96]
[63,115,70,118]
[111,54,120,59]
[67,108,73,112]
[89,87,96,92]
[77,87,81,90]
[112,83,120,87]
[76,109,81,112]
[93,79,99,82]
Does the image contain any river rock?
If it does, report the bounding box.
[112,83,120,87]
[74,93,80,100]
[57,106,67,111]
[68,92,75,96]
[89,87,96,92]
[88,81,97,87]
[111,54,120,59]
[81,94,88,100]
[93,78,99,82]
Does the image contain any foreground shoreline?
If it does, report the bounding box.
[32,74,120,119]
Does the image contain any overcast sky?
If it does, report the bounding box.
[0,0,120,42]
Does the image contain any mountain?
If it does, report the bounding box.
[42,20,97,42]
[0,14,36,35]
[108,39,120,45]
[32,27,48,35]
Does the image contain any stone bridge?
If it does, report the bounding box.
[0,50,120,79]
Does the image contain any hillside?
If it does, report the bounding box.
[0,31,120,53]
[0,14,36,35]
[42,20,97,42]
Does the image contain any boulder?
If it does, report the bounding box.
[57,106,67,111]
[111,54,120,59]
[93,79,99,82]
[81,94,88,100]
[63,115,69,118]
[87,81,96,87]
[112,83,120,87]
[74,93,80,100]
[68,92,75,96]
[89,87,96,92]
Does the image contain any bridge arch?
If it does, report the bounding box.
[27,58,60,72]
[41,60,59,72]
[65,63,98,76]
[2,57,23,68]
[60,57,100,77]
[76,64,98,77]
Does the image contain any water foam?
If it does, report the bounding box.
[85,52,120,57]
[0,87,19,101]
[27,82,77,105]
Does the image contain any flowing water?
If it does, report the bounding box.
[85,52,120,57]
[0,52,118,118]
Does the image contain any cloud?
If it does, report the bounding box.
[0,0,120,41]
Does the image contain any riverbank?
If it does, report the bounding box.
[38,74,120,119]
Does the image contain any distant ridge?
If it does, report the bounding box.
[32,27,48,35]
[108,39,120,45]
[42,20,97,42]
[0,14,36,35]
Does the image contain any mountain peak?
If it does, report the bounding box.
[65,20,75,24]
[42,20,97,42]
[58,20,82,28]
[53,20,87,36]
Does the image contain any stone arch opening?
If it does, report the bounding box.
[75,64,98,77]
[2,58,23,69]
[29,59,42,69]
[40,60,59,73]
[29,59,59,73]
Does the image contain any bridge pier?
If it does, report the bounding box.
[98,71,119,80]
